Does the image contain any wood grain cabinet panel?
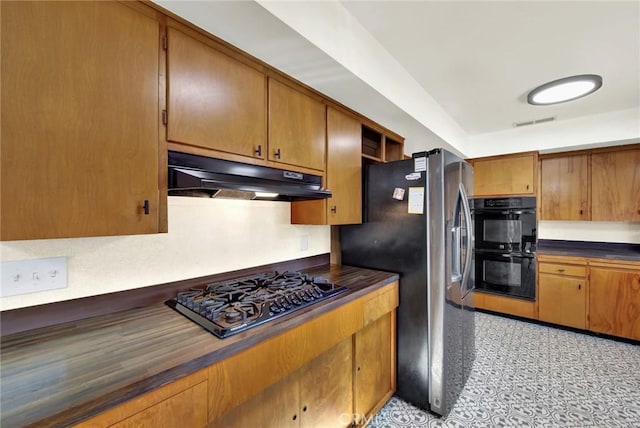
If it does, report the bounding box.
[76,369,208,428]
[1,1,161,240]
[589,266,640,340]
[591,148,640,221]
[472,152,537,196]
[268,79,326,171]
[539,154,590,220]
[354,313,394,425]
[538,274,586,329]
[166,27,266,159]
[291,107,362,225]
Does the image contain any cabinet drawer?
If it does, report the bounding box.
[538,263,586,277]
[363,282,399,326]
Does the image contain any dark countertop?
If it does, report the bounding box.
[536,240,640,262]
[0,264,398,428]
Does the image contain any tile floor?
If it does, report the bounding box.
[369,312,640,428]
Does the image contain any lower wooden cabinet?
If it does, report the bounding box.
[74,282,398,428]
[211,338,353,428]
[474,291,536,319]
[354,313,394,425]
[76,369,208,428]
[538,257,587,329]
[589,261,640,340]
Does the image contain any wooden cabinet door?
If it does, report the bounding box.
[268,79,326,171]
[326,107,362,225]
[167,27,266,159]
[538,274,586,329]
[473,153,537,196]
[354,313,394,422]
[539,154,589,220]
[589,267,640,340]
[1,1,160,240]
[211,372,300,428]
[111,381,208,428]
[291,108,361,225]
[299,338,353,428]
[591,148,640,221]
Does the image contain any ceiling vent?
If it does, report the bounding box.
[513,116,556,128]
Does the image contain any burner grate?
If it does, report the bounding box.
[166,271,346,338]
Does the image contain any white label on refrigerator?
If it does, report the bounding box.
[408,187,424,214]
[405,172,421,181]
[414,157,427,172]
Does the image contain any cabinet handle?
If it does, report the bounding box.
[143,200,150,215]
[275,148,281,159]
[579,209,583,215]
[303,405,308,412]
[331,206,337,214]
[292,414,297,421]
[526,184,530,190]
[578,283,581,290]
[357,366,361,372]
[255,145,262,157]
[557,268,565,273]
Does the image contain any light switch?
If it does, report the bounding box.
[1,257,68,297]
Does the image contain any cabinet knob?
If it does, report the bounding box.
[526,184,530,190]
[331,206,337,214]
[557,268,565,273]
[255,145,262,157]
[303,405,308,412]
[357,366,361,372]
[579,209,583,215]
[292,414,297,421]
[142,200,150,215]
[578,283,582,290]
[274,148,281,159]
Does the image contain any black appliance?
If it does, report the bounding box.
[168,151,331,201]
[473,197,537,300]
[166,271,346,338]
[341,149,474,417]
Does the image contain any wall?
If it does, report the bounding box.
[538,221,640,245]
[0,197,330,311]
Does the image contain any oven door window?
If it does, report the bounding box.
[483,259,521,287]
[476,253,536,300]
[483,219,522,245]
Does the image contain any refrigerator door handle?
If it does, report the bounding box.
[451,225,462,283]
[459,183,474,295]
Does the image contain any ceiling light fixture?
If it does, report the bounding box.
[527,74,602,105]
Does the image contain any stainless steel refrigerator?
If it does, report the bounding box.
[341,148,475,416]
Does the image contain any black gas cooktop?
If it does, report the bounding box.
[166,271,346,338]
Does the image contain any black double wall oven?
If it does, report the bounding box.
[473,197,537,300]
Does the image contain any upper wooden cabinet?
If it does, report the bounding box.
[591,146,640,221]
[0,1,162,241]
[539,153,590,220]
[291,107,362,225]
[471,152,538,196]
[361,125,405,163]
[268,79,326,171]
[166,26,267,160]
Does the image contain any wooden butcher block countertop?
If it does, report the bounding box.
[0,264,398,427]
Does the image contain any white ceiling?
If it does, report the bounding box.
[341,0,640,135]
[154,0,640,157]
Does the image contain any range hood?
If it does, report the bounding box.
[168,151,331,201]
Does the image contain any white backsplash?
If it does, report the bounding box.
[538,220,640,244]
[0,197,330,311]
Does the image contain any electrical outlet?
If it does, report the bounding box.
[1,257,67,297]
[300,235,309,251]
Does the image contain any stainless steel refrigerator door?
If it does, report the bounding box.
[428,150,475,416]
[460,159,476,388]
